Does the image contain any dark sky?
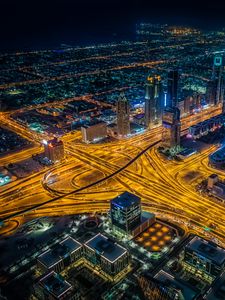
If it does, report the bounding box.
[1,0,225,51]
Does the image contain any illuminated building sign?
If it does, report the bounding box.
[214,56,222,67]
[147,75,161,83]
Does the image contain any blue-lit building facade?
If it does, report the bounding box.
[110,192,155,237]
[110,192,141,233]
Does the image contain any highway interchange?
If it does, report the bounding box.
[1,40,225,250]
[1,105,225,250]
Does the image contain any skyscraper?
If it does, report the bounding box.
[43,138,64,163]
[81,121,107,143]
[206,80,217,106]
[116,93,130,137]
[207,55,225,107]
[110,192,141,234]
[167,70,179,108]
[145,75,164,129]
[162,107,181,148]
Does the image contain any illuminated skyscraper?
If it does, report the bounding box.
[116,93,130,137]
[43,138,64,163]
[145,75,164,129]
[167,70,179,108]
[162,107,181,148]
[207,55,225,107]
[110,192,141,234]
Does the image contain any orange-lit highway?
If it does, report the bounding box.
[1,104,225,250]
[1,39,225,249]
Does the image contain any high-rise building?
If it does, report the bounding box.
[195,94,201,108]
[81,121,107,143]
[207,174,219,189]
[116,94,130,137]
[162,107,181,148]
[145,75,164,129]
[207,55,225,107]
[213,55,224,104]
[206,79,218,106]
[167,70,179,108]
[184,96,191,114]
[177,100,184,116]
[110,191,155,237]
[110,192,141,233]
[43,138,64,163]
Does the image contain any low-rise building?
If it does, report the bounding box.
[84,233,130,278]
[207,174,225,202]
[153,270,199,300]
[37,237,82,273]
[182,236,225,282]
[209,146,225,170]
[34,271,80,300]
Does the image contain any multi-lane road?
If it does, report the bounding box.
[1,106,225,249]
[1,40,225,247]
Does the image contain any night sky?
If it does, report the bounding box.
[1,0,225,51]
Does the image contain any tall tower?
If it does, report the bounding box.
[110,192,141,234]
[43,138,64,163]
[206,80,217,106]
[162,107,181,148]
[167,70,179,108]
[116,93,130,137]
[145,75,164,129]
[207,55,225,107]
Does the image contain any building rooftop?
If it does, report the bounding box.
[46,137,63,147]
[209,174,218,179]
[210,147,225,163]
[178,148,197,158]
[206,271,225,300]
[186,236,225,266]
[38,236,82,268]
[111,192,141,209]
[39,271,72,298]
[141,211,155,222]
[81,121,106,129]
[85,233,127,263]
[215,182,225,195]
[154,270,199,300]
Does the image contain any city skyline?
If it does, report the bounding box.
[1,15,225,300]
